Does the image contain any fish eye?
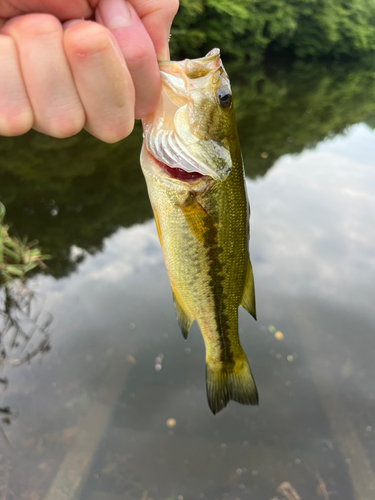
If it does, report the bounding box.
[216,87,232,108]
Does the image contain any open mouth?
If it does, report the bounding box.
[142,89,200,181]
[143,82,223,181]
[142,50,231,183]
[147,152,204,182]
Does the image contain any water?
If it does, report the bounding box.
[0,62,375,499]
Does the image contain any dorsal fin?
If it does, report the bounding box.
[240,258,256,320]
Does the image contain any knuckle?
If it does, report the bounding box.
[150,0,179,19]
[167,0,180,17]
[125,44,152,66]
[47,110,85,139]
[90,119,134,144]
[135,105,156,120]
[0,34,16,54]
[0,108,33,136]
[135,95,159,120]
[65,22,112,57]
[13,14,62,38]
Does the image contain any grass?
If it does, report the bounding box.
[0,202,49,286]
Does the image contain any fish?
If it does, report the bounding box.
[140,48,258,414]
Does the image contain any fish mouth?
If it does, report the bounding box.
[142,96,222,181]
[149,153,205,182]
[142,49,232,183]
[158,48,222,98]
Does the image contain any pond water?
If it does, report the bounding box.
[0,62,375,500]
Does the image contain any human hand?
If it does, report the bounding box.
[0,0,178,142]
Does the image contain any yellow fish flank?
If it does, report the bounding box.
[140,49,258,414]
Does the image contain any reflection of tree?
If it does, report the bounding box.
[1,62,375,279]
[0,206,52,456]
[0,204,52,391]
[0,282,52,453]
[0,127,151,278]
[234,62,375,179]
[0,283,52,367]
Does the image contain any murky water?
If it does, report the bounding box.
[1,62,375,500]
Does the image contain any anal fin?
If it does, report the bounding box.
[240,258,257,320]
[172,291,193,339]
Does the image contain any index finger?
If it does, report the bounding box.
[128,0,179,60]
[0,0,97,19]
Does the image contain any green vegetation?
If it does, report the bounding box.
[0,203,51,368]
[0,202,49,286]
[170,0,375,62]
[1,61,375,279]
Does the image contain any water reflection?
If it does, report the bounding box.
[0,283,52,414]
[0,63,375,499]
[1,62,375,280]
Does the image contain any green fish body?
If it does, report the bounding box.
[140,49,258,414]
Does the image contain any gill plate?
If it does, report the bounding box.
[145,105,232,181]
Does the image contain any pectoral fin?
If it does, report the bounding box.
[172,291,193,339]
[152,208,164,250]
[240,258,256,320]
[178,193,217,244]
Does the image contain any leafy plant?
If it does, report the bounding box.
[0,202,49,286]
[0,202,52,386]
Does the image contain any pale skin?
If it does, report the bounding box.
[0,0,179,142]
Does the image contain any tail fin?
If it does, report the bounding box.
[206,351,258,415]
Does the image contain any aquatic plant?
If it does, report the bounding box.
[0,202,49,286]
[0,202,51,367]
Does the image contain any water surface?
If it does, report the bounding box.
[0,62,375,500]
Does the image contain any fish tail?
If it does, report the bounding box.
[206,349,258,415]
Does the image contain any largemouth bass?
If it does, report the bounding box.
[140,49,258,414]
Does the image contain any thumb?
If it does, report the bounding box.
[96,0,154,62]
[97,0,178,61]
[95,0,161,119]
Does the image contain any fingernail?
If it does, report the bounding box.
[98,0,132,30]
[63,19,85,31]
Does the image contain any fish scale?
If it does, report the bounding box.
[140,49,258,414]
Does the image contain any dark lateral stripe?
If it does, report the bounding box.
[188,192,233,366]
[206,245,233,365]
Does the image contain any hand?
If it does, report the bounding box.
[0,0,178,142]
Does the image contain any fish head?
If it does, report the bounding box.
[141,49,238,187]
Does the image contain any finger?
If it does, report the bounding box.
[128,0,179,60]
[2,14,86,138]
[0,1,97,20]
[0,34,33,136]
[64,20,135,143]
[96,0,160,119]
